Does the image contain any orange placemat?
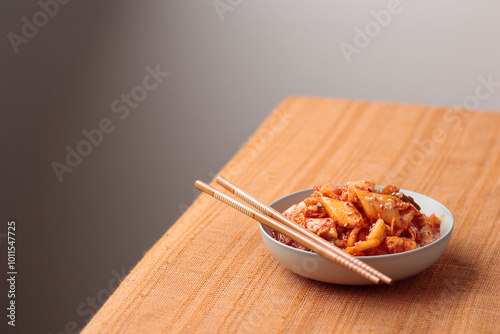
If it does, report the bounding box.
[83,97,500,333]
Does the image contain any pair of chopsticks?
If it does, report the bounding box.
[195,177,393,285]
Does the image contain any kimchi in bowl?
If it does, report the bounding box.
[259,187,454,285]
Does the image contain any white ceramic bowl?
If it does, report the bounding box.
[259,188,454,285]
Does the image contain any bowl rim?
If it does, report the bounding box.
[262,187,454,260]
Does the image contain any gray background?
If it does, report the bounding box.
[1,1,500,333]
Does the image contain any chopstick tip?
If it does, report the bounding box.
[216,175,226,184]
[194,180,204,190]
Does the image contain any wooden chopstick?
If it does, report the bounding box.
[195,180,384,285]
[216,176,393,285]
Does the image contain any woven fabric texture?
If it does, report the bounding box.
[83,97,500,333]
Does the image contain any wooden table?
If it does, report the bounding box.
[83,97,500,333]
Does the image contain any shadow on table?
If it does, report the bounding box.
[280,251,478,331]
[287,248,477,306]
